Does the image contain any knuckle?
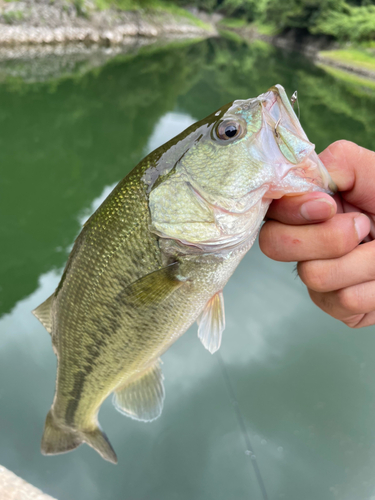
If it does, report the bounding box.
[299,256,348,293]
[259,222,285,260]
[298,261,330,292]
[332,229,351,256]
[343,315,365,329]
[308,288,331,311]
[258,224,274,257]
[328,140,356,157]
[335,139,356,149]
[336,287,362,314]
[324,220,356,257]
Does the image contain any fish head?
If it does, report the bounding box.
[148,84,336,249]
[180,84,336,211]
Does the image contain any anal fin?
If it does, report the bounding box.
[32,293,54,334]
[113,359,165,422]
[197,291,225,354]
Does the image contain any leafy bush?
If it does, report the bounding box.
[176,0,375,43]
[313,5,375,41]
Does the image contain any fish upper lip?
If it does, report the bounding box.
[261,94,278,112]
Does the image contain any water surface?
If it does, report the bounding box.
[1,37,375,500]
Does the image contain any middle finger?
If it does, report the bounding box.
[298,240,375,292]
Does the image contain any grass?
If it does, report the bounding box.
[2,9,24,23]
[84,0,211,29]
[251,21,278,36]
[317,63,375,91]
[218,18,279,36]
[319,49,375,73]
[219,28,246,43]
[218,17,247,29]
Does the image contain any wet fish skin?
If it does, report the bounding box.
[33,85,335,464]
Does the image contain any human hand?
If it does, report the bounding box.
[259,140,375,328]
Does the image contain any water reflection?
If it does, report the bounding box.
[1,36,375,500]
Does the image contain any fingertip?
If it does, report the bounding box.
[300,196,336,222]
[354,213,371,242]
[267,192,336,225]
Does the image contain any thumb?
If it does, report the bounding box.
[319,140,375,214]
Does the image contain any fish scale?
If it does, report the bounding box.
[33,85,336,463]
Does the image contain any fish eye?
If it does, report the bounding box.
[215,119,245,142]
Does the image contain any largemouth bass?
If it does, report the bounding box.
[33,85,336,464]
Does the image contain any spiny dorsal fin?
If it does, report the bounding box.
[113,359,165,422]
[32,293,54,334]
[197,291,225,354]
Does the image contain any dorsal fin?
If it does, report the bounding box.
[32,294,54,334]
[197,291,225,354]
[113,359,165,422]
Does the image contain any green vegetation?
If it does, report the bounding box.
[218,17,248,28]
[2,9,24,23]
[312,3,375,42]
[320,49,375,73]
[318,63,375,90]
[180,0,375,43]
[2,0,373,44]
[72,0,210,28]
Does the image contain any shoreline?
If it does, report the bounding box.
[0,36,206,83]
[316,52,375,81]
[1,0,375,86]
[0,2,216,46]
[219,23,375,83]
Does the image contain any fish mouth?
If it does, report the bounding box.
[258,85,337,196]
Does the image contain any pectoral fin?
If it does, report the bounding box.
[197,291,225,354]
[113,359,165,422]
[32,293,54,334]
[122,262,186,307]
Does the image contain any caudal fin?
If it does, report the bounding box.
[83,427,117,464]
[41,410,81,455]
[41,410,117,464]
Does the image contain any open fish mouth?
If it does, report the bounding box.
[258,85,337,197]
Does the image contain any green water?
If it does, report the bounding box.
[1,36,375,500]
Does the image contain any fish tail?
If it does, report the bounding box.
[41,410,118,464]
[41,410,82,456]
[82,426,118,464]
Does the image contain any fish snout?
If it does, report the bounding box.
[258,85,337,197]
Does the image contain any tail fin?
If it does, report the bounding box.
[41,410,117,464]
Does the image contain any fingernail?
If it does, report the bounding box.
[300,198,335,221]
[354,214,371,242]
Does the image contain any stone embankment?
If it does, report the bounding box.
[0,0,215,45]
[0,465,57,500]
